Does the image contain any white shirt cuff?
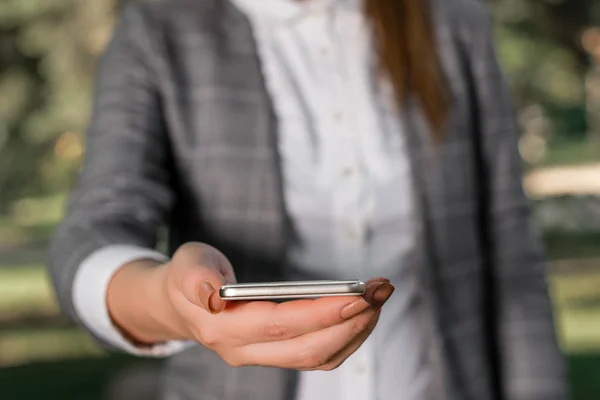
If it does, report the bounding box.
[72,244,195,357]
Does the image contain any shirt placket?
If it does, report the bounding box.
[324,11,374,400]
[320,31,366,279]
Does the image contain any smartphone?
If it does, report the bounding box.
[219,280,366,301]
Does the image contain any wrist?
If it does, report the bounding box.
[107,259,188,346]
[144,261,191,342]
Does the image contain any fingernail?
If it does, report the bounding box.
[207,291,223,314]
[200,281,216,312]
[341,299,370,320]
[372,283,395,310]
[364,281,385,299]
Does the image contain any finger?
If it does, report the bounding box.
[305,278,393,371]
[302,312,380,371]
[172,243,235,314]
[216,287,384,345]
[363,280,395,310]
[218,281,394,345]
[292,279,390,370]
[230,307,380,369]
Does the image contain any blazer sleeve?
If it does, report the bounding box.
[48,4,173,327]
[465,6,568,400]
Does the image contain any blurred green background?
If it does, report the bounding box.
[1,0,600,399]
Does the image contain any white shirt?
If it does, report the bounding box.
[72,0,437,399]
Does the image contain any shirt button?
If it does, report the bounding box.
[333,112,343,122]
[346,225,365,241]
[343,167,355,177]
[356,363,367,374]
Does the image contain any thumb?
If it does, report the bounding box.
[172,242,233,314]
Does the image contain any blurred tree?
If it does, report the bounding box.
[491,0,593,142]
[0,0,117,215]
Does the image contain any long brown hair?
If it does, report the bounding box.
[364,0,449,140]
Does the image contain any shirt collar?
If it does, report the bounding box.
[230,0,360,22]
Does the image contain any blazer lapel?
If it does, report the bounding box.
[213,4,297,399]
[400,97,458,400]
[212,1,287,262]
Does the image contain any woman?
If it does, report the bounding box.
[48,0,567,399]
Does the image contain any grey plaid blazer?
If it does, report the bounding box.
[48,0,567,399]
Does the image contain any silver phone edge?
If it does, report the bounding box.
[219,281,366,300]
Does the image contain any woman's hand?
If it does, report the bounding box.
[108,242,394,371]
